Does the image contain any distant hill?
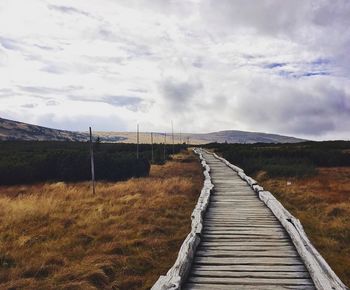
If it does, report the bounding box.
[0,117,90,141]
[0,117,305,143]
[190,130,305,144]
[96,130,305,144]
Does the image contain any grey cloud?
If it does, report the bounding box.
[103,96,144,111]
[83,55,125,64]
[0,37,21,51]
[41,64,66,74]
[160,78,203,110]
[234,78,350,136]
[200,0,349,38]
[94,27,155,60]
[21,103,38,109]
[312,0,350,27]
[17,85,82,95]
[277,70,330,79]
[116,0,196,17]
[69,95,145,111]
[264,63,287,69]
[200,0,350,76]
[201,0,307,36]
[46,100,59,106]
[48,5,90,17]
[33,44,56,51]
[0,88,13,98]
[128,88,148,94]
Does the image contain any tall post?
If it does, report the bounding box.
[137,124,139,159]
[180,129,182,144]
[151,132,154,163]
[89,127,96,195]
[171,121,174,154]
[163,132,166,161]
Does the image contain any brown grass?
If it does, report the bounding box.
[0,150,202,290]
[256,167,350,286]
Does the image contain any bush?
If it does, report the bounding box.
[0,141,186,185]
[204,141,350,178]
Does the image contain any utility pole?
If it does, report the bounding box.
[163,132,166,161]
[171,121,174,154]
[151,132,154,163]
[180,129,182,144]
[89,127,96,195]
[136,124,139,159]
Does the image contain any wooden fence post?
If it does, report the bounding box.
[89,127,96,195]
[151,132,154,163]
[137,124,139,159]
[171,121,174,154]
[163,132,166,161]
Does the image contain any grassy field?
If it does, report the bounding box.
[256,168,350,286]
[0,150,202,289]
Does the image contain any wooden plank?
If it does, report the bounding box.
[203,219,280,223]
[203,225,284,229]
[202,231,287,237]
[194,257,304,265]
[202,239,291,244]
[191,270,310,278]
[198,243,296,251]
[198,245,296,251]
[196,250,299,258]
[202,235,289,240]
[183,283,316,290]
[187,277,314,286]
[199,241,292,247]
[192,264,308,272]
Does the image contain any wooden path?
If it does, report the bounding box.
[183,151,315,289]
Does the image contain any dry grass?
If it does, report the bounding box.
[256,167,350,286]
[0,150,202,290]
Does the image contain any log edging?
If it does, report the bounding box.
[151,148,214,290]
[211,150,349,290]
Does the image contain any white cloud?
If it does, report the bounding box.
[0,0,349,139]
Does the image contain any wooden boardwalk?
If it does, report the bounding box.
[183,151,315,290]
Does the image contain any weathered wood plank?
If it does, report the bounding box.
[197,243,296,251]
[202,235,289,240]
[199,241,292,247]
[192,264,308,272]
[194,257,304,265]
[191,270,310,278]
[183,283,316,290]
[187,276,314,286]
[196,250,299,258]
[198,246,296,252]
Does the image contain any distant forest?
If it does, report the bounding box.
[204,141,350,178]
[0,141,185,185]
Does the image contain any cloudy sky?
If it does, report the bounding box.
[1,0,350,140]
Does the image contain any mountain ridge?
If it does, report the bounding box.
[0,117,305,144]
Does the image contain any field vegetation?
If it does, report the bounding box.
[206,141,350,286]
[205,141,350,178]
[258,168,350,286]
[0,141,185,185]
[0,149,202,289]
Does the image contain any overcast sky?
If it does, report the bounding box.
[1,0,350,140]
